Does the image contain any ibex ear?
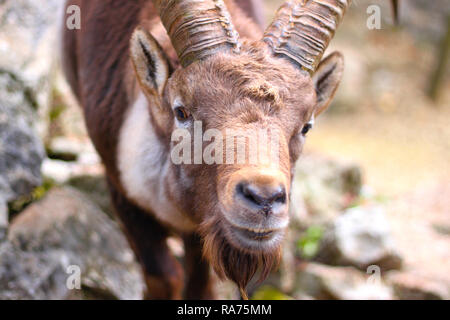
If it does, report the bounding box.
[130,27,169,97]
[312,52,344,117]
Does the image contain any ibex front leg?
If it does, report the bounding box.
[183,233,215,299]
[109,183,184,300]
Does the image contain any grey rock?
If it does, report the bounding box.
[0,0,64,123]
[0,241,70,300]
[0,187,144,300]
[387,271,450,300]
[294,262,393,300]
[0,0,66,208]
[291,154,362,226]
[0,72,45,211]
[67,175,114,218]
[315,206,403,271]
[41,150,103,184]
[402,0,450,41]
[0,200,7,242]
[0,0,63,89]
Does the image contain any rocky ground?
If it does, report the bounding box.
[0,0,449,300]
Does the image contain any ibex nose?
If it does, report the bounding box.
[236,181,286,212]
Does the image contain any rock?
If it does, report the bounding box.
[315,206,402,271]
[41,153,103,184]
[40,159,73,183]
[387,271,450,300]
[294,262,394,300]
[0,0,64,106]
[67,175,114,218]
[402,0,450,42]
[47,137,86,159]
[291,153,362,226]
[0,187,144,300]
[0,200,7,242]
[0,241,70,300]
[41,140,103,184]
[0,0,65,209]
[0,0,65,137]
[0,72,45,212]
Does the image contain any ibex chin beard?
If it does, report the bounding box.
[199,214,283,296]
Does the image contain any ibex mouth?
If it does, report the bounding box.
[240,228,275,240]
[226,223,285,251]
[220,209,289,250]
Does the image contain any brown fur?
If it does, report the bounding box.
[62,0,345,299]
[161,47,314,292]
[199,213,281,290]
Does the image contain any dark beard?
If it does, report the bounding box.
[199,215,282,292]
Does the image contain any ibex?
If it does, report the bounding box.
[62,0,352,299]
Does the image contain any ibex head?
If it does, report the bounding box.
[129,0,349,291]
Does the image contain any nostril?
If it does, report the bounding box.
[237,183,287,207]
[238,183,264,206]
[272,189,287,204]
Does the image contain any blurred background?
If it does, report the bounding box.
[0,0,449,300]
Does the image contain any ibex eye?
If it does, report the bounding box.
[174,107,190,122]
[301,123,313,136]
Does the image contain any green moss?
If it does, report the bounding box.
[8,177,57,219]
[252,285,293,300]
[296,225,324,259]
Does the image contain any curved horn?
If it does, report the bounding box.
[263,0,352,74]
[153,0,241,67]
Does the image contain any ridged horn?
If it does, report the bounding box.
[263,0,352,74]
[153,0,241,67]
